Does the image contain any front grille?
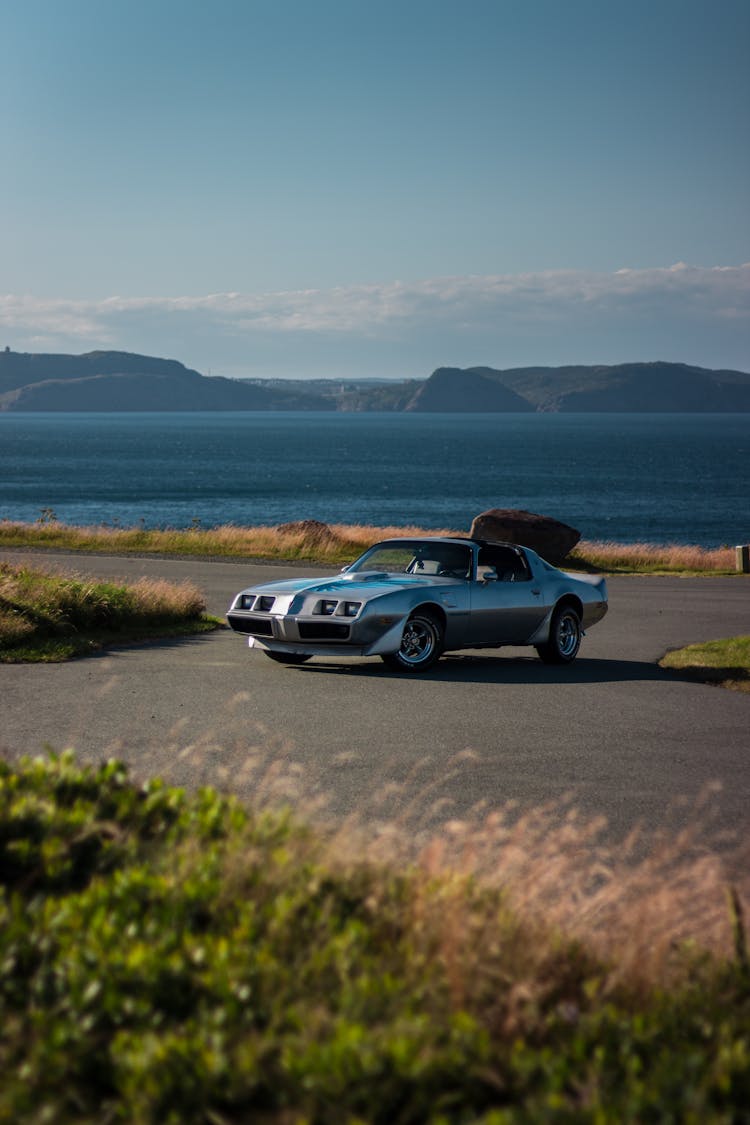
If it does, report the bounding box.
[227,613,274,637]
[298,622,350,640]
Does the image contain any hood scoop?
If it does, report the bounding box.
[340,570,389,582]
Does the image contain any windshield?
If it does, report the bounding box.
[347,540,473,579]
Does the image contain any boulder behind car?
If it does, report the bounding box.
[469,508,580,562]
[275,519,337,545]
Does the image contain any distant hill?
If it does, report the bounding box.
[403,368,533,412]
[250,361,750,412]
[0,350,330,411]
[1,349,748,412]
[465,362,750,412]
[0,349,194,393]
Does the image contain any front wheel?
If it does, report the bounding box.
[264,651,312,665]
[381,612,443,673]
[535,605,582,664]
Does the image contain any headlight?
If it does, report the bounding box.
[318,599,337,615]
[240,594,255,609]
[343,601,361,617]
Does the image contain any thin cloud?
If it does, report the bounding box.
[1,264,748,375]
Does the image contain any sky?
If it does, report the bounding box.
[1,0,748,378]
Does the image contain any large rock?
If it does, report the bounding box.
[275,519,337,544]
[469,509,580,561]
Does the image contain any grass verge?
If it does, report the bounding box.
[0,518,742,574]
[0,751,747,1123]
[570,539,738,575]
[660,635,750,692]
[0,561,221,661]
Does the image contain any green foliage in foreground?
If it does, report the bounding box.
[660,635,750,692]
[1,754,748,1123]
[0,563,218,661]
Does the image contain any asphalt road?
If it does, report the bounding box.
[2,549,749,848]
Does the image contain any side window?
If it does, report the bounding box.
[510,551,531,581]
[477,546,530,581]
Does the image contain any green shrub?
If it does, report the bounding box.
[0,752,748,1123]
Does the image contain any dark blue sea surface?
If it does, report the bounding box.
[0,412,748,546]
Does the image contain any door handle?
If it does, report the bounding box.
[531,589,541,596]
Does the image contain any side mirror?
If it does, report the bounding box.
[480,567,498,582]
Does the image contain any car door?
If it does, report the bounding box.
[467,548,547,644]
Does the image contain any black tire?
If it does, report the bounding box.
[381,611,443,673]
[264,651,312,665]
[535,604,582,664]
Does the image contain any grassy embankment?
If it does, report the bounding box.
[0,517,741,574]
[0,561,220,661]
[0,751,748,1123]
[660,636,750,693]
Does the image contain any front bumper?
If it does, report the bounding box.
[226,609,408,658]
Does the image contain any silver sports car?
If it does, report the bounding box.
[227,536,608,673]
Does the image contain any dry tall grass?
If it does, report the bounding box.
[410,802,747,995]
[0,562,205,623]
[0,518,740,571]
[124,576,206,618]
[165,735,748,997]
[575,539,736,573]
[0,518,453,564]
[0,561,209,658]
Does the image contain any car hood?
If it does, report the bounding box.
[239,571,454,600]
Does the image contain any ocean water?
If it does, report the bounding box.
[0,412,748,547]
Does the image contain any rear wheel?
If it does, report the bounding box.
[535,604,582,664]
[381,611,443,673]
[264,651,312,665]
